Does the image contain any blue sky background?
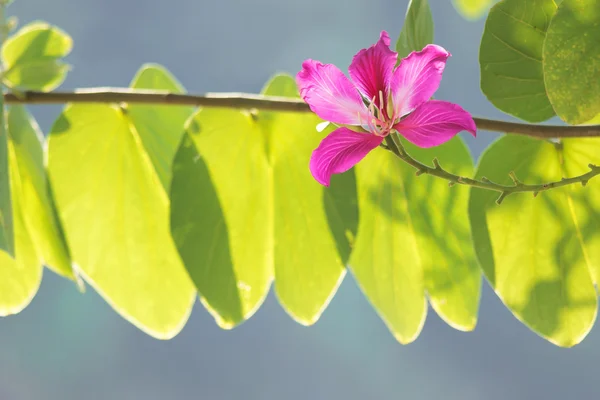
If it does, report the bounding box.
[0,1,598,399]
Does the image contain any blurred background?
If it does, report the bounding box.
[1,1,597,399]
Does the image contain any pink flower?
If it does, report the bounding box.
[296,31,477,186]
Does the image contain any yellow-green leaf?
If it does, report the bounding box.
[453,0,496,19]
[171,110,272,328]
[263,76,347,324]
[2,21,72,91]
[7,105,73,278]
[127,64,194,190]
[350,136,480,343]
[170,74,352,328]
[469,135,597,347]
[544,0,600,124]
[0,93,12,256]
[0,127,42,315]
[479,0,557,122]
[47,104,195,338]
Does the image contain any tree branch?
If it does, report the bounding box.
[383,135,600,204]
[6,88,600,139]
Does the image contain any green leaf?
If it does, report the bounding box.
[544,0,600,124]
[479,0,557,123]
[171,110,272,328]
[395,0,434,59]
[127,64,194,190]
[0,122,42,315]
[350,137,480,343]
[469,135,597,347]
[3,61,70,92]
[453,0,495,19]
[47,104,195,338]
[170,74,352,328]
[559,138,600,288]
[2,21,72,91]
[262,76,348,324]
[0,95,13,256]
[7,105,73,278]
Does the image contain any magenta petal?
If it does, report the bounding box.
[349,31,398,106]
[390,44,450,117]
[310,127,383,186]
[296,59,369,126]
[394,100,477,148]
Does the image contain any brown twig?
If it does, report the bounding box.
[6,88,600,139]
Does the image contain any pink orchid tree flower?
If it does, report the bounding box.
[296,31,477,186]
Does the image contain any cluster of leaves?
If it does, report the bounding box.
[1,0,600,348]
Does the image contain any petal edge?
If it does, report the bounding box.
[349,31,398,109]
[391,45,450,118]
[394,100,476,148]
[310,127,383,186]
[296,60,368,126]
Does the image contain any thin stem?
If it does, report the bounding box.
[5,88,600,138]
[383,135,600,204]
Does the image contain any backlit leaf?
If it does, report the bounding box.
[48,104,195,338]
[7,105,73,278]
[0,96,12,256]
[453,0,496,20]
[170,74,353,328]
[171,110,272,328]
[469,135,598,347]
[262,75,348,324]
[127,64,194,190]
[2,21,72,91]
[479,0,557,122]
[350,136,480,343]
[544,0,600,124]
[395,0,434,59]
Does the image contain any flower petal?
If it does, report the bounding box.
[394,100,477,148]
[310,127,383,186]
[296,59,369,125]
[349,31,398,107]
[390,44,450,117]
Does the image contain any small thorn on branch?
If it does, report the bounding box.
[508,171,522,186]
[533,191,539,197]
[415,169,426,177]
[432,158,442,170]
[496,191,510,205]
[481,176,491,183]
[448,181,456,187]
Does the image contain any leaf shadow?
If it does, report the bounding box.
[366,162,478,300]
[324,169,359,266]
[169,133,243,326]
[11,29,53,65]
